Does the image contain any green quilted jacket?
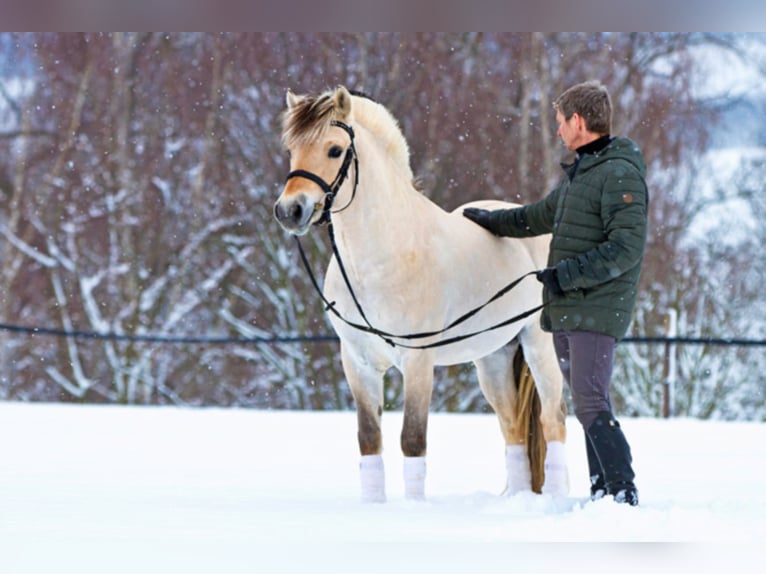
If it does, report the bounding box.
[487,137,648,340]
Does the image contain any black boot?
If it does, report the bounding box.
[585,434,606,500]
[586,412,639,506]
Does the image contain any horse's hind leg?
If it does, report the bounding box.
[341,344,387,503]
[474,340,532,494]
[519,322,569,496]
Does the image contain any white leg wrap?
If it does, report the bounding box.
[505,444,532,495]
[359,454,386,503]
[542,441,569,496]
[403,456,426,500]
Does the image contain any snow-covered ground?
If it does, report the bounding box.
[1,402,763,573]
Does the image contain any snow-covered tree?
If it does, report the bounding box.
[0,33,762,418]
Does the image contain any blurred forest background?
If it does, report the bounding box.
[0,33,763,419]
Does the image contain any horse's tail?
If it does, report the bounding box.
[512,345,546,494]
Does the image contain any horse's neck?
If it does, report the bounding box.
[334,185,432,249]
[331,146,442,270]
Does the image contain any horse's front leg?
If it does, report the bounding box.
[341,343,387,503]
[400,350,435,500]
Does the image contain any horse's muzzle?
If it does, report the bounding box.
[273,194,316,235]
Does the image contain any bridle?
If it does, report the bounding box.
[284,120,359,226]
[285,119,545,350]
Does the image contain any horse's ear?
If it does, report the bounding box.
[286,89,300,109]
[333,86,352,119]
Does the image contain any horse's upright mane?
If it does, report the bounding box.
[282,88,412,178]
[281,91,336,148]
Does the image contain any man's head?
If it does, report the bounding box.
[553,81,612,151]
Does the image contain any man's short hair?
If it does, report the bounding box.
[553,81,612,135]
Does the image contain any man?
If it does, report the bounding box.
[463,81,647,506]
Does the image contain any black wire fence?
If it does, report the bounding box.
[1,322,764,348]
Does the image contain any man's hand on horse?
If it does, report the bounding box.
[535,267,564,296]
[462,207,500,235]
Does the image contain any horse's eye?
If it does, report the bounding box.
[328,146,343,159]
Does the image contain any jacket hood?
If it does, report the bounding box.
[579,136,647,178]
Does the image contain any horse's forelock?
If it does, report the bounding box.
[281,89,412,180]
[282,92,336,148]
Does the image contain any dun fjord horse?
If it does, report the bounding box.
[274,86,567,502]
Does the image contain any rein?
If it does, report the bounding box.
[297,235,543,349]
[289,120,546,350]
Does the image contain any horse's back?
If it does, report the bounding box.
[450,199,550,270]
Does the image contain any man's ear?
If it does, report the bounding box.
[573,112,588,132]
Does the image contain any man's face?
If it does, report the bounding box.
[555,110,581,151]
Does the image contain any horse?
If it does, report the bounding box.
[273,85,567,502]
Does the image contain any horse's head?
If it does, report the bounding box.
[273,85,356,235]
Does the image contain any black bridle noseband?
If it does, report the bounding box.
[284,120,359,225]
[286,119,545,350]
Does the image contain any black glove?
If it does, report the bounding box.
[535,267,564,296]
[462,207,499,235]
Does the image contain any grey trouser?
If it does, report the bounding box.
[552,330,616,430]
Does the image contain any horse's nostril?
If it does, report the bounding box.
[274,200,302,224]
[290,202,303,222]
